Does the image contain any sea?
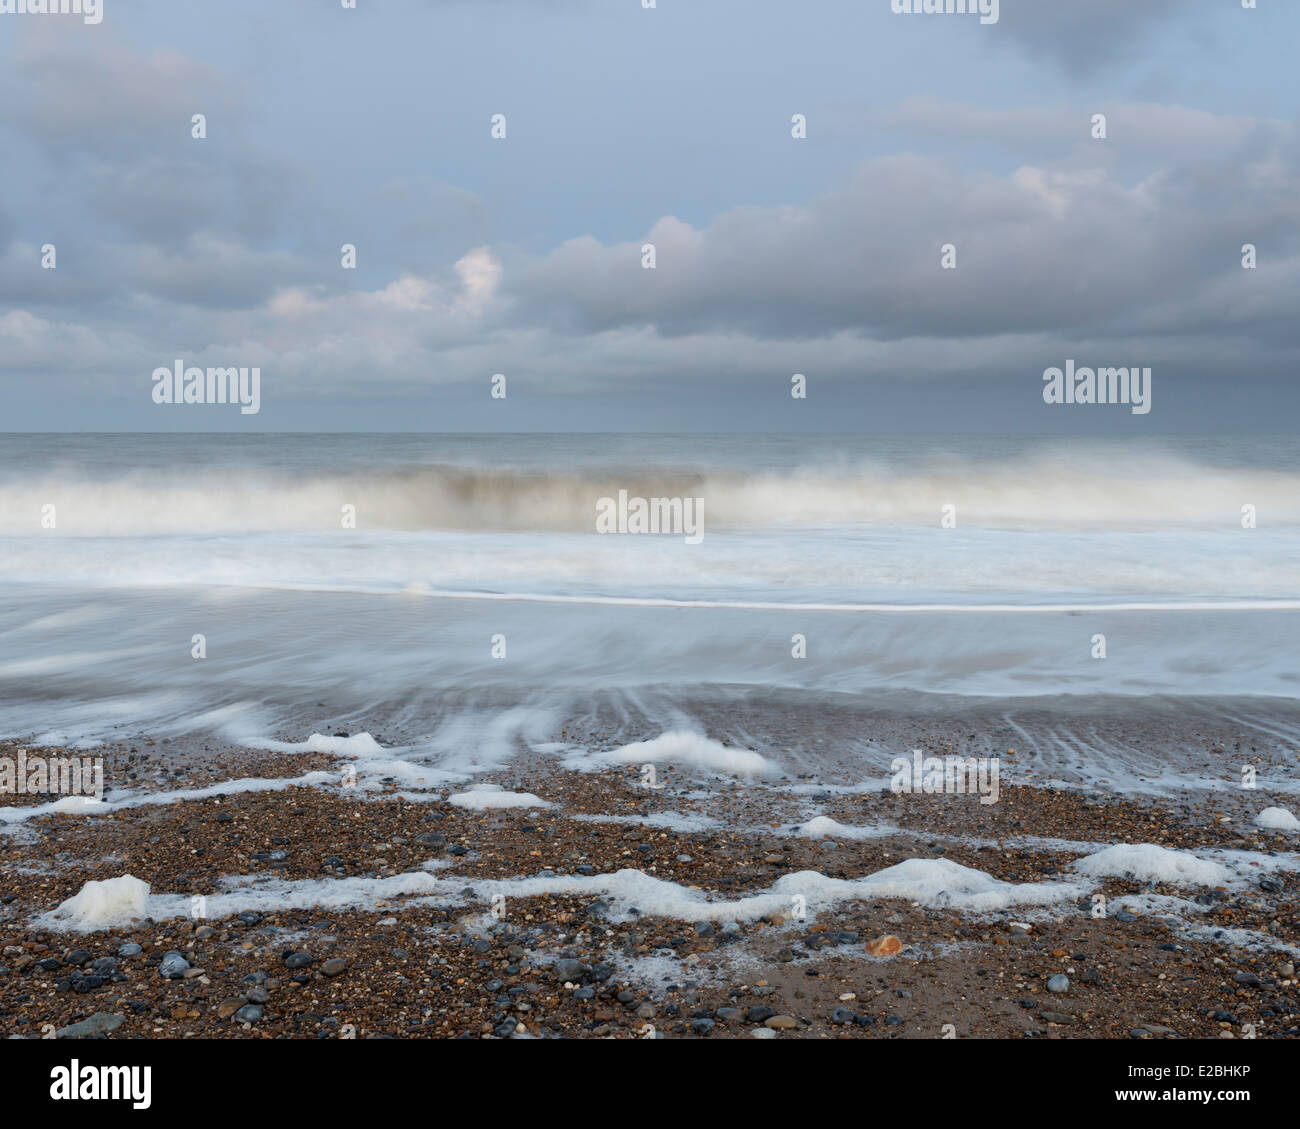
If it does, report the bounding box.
[1,432,1298,794]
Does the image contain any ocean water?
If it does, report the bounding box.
[1,433,1298,788]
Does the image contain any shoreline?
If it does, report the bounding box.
[2,737,1297,1039]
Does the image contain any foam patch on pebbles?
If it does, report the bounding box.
[1072,843,1231,887]
[298,734,460,792]
[303,732,389,756]
[1113,891,1300,956]
[35,856,1079,932]
[353,759,457,792]
[248,731,395,759]
[252,732,457,793]
[1103,893,1300,956]
[565,731,779,779]
[36,871,459,932]
[449,784,551,810]
[1256,807,1300,831]
[42,875,151,931]
[0,771,337,825]
[778,781,881,795]
[1113,892,1210,919]
[476,857,1081,921]
[796,815,896,840]
[46,796,107,815]
[569,811,720,832]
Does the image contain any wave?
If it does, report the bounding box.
[2,450,1298,535]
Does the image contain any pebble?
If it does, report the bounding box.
[1048,975,1069,994]
[554,959,586,982]
[54,1013,124,1038]
[117,943,143,958]
[284,953,314,970]
[865,935,902,958]
[158,952,189,979]
[322,958,349,977]
[764,1015,798,1029]
[233,1005,263,1024]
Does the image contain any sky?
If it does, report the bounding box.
[0,0,1297,432]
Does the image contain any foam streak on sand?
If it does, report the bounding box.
[40,856,1083,933]
[0,771,337,825]
[33,832,1300,965]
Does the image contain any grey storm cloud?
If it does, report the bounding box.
[0,27,240,160]
[1,0,1296,430]
[994,0,1189,70]
[0,21,303,252]
[505,111,1300,345]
